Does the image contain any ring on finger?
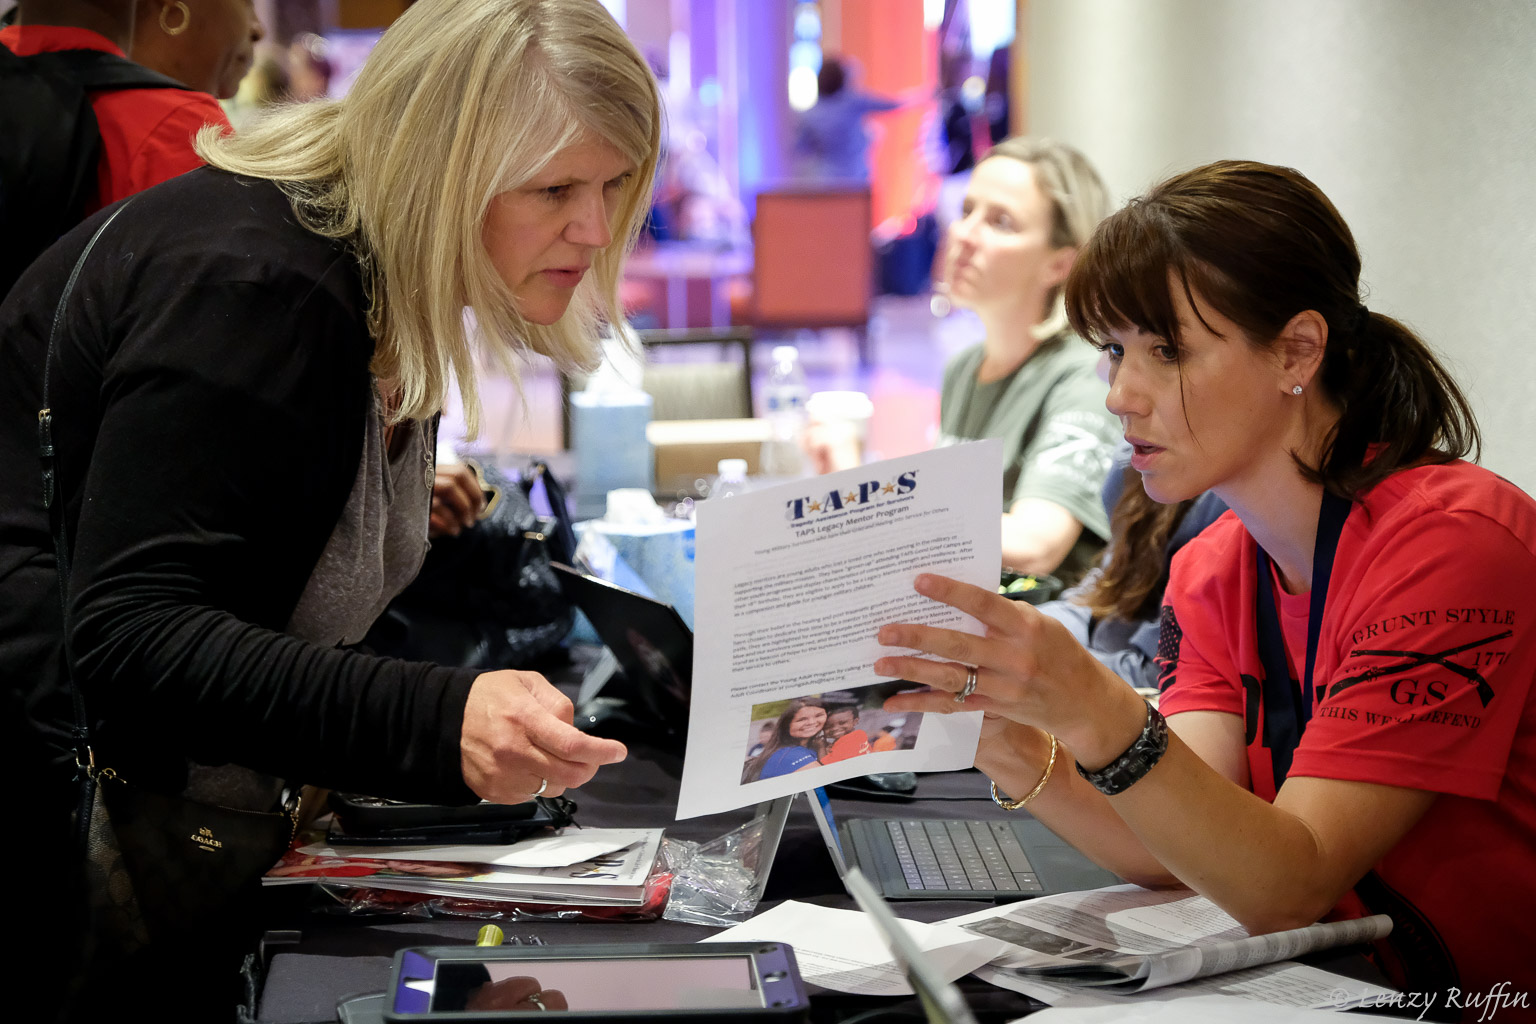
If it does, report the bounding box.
[955,666,978,704]
[526,992,548,1011]
[533,777,549,797]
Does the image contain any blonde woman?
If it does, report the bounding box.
[936,138,1119,584]
[807,139,1118,584]
[0,0,658,1014]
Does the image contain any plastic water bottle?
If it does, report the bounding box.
[761,344,808,477]
[709,458,749,499]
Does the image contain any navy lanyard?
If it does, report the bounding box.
[1254,489,1352,791]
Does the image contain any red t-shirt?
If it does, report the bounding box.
[1158,461,1536,1006]
[0,25,230,211]
[822,729,871,763]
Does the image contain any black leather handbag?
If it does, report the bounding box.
[81,769,297,951]
[363,459,578,669]
[42,203,298,957]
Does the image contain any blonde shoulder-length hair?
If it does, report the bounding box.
[197,0,661,433]
[981,136,1109,341]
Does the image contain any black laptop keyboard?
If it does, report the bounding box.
[886,820,1044,893]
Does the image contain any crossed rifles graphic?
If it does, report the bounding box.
[1328,629,1509,709]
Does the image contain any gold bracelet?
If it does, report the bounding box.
[989,733,1059,811]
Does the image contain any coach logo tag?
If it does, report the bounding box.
[191,826,223,852]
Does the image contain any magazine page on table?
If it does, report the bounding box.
[676,440,1002,820]
[949,883,1394,1000]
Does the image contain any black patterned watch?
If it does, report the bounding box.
[1075,701,1169,796]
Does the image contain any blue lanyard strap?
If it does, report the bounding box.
[1254,488,1352,790]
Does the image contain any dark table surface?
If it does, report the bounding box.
[253,752,1043,1021]
[250,637,1053,1024]
[250,648,1389,1023]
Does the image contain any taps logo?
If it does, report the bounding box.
[785,471,919,522]
[191,825,224,852]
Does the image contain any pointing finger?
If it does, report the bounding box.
[913,573,1039,634]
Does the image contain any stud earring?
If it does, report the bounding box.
[1291,385,1304,395]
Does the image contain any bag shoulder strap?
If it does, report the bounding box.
[38,198,135,758]
[523,460,578,565]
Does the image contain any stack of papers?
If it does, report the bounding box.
[262,827,664,907]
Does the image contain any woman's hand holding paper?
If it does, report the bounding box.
[873,572,1147,770]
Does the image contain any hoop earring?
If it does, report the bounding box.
[160,1,191,36]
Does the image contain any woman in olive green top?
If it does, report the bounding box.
[935,137,1118,584]
[805,138,1116,583]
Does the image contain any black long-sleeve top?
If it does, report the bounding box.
[0,168,479,817]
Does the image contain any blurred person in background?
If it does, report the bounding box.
[287,29,330,100]
[807,138,1118,586]
[130,0,263,99]
[0,0,232,298]
[1036,440,1228,690]
[794,54,921,184]
[653,123,747,247]
[934,137,1117,584]
[222,48,288,127]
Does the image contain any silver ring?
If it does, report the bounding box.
[955,667,978,703]
[533,777,549,797]
[526,992,548,1011]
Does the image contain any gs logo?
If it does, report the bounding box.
[1389,678,1448,706]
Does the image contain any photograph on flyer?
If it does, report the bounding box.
[741,683,925,784]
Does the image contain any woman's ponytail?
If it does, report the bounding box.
[1311,308,1480,497]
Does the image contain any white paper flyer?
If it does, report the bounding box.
[676,440,1003,819]
[701,900,1012,995]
